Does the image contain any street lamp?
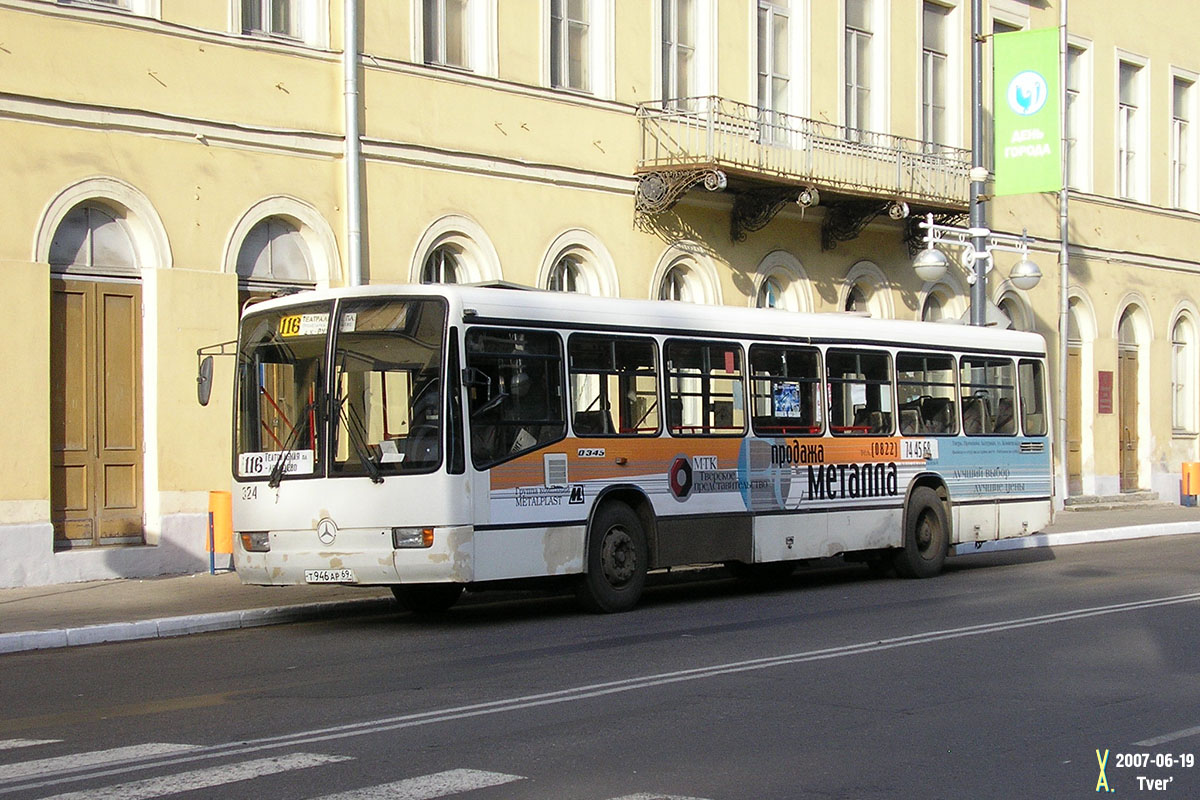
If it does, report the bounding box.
[912,213,1042,317]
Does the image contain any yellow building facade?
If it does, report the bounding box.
[1,0,1197,586]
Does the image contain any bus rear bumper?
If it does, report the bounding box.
[233,524,476,586]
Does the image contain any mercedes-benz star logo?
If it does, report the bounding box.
[316,518,337,546]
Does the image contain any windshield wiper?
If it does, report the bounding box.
[331,380,384,485]
[266,396,319,489]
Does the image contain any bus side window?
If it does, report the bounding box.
[567,334,660,436]
[960,356,1016,435]
[748,344,823,436]
[1018,359,1048,436]
[826,348,893,436]
[665,340,746,436]
[896,352,958,435]
[464,328,566,468]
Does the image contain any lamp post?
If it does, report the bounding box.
[912,213,1042,317]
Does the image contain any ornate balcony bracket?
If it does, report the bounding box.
[820,199,911,251]
[730,186,820,242]
[635,168,727,218]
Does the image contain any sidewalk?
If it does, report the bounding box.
[3,505,1199,654]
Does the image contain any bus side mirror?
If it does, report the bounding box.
[197,355,215,406]
[196,339,237,407]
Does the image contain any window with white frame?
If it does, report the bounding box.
[546,0,612,96]
[1172,75,1197,211]
[921,2,949,147]
[236,216,313,284]
[756,277,784,309]
[59,0,162,16]
[49,202,138,274]
[550,0,590,91]
[546,250,607,296]
[1118,58,1147,202]
[422,245,464,284]
[659,263,699,302]
[422,0,494,72]
[1173,314,1197,433]
[238,0,326,45]
[844,283,870,314]
[758,0,791,134]
[242,0,298,38]
[661,0,696,106]
[1065,43,1091,191]
[62,0,130,9]
[752,252,809,312]
[844,0,873,136]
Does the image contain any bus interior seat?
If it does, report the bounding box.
[573,409,613,436]
[921,396,954,433]
[961,396,986,434]
[993,397,1015,434]
[900,408,920,435]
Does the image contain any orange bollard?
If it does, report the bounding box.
[207,490,233,554]
[1181,462,1200,506]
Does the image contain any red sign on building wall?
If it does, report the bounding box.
[1097,370,1114,414]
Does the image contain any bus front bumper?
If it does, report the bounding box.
[233,524,475,586]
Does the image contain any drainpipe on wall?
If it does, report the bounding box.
[344,0,363,287]
[1056,0,1070,511]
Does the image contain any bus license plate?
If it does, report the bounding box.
[305,568,355,584]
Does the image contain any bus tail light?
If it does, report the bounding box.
[240,531,271,552]
[392,527,434,549]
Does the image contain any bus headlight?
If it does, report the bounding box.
[240,531,271,552]
[392,527,434,549]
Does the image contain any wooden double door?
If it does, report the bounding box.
[50,279,144,547]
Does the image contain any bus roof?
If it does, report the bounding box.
[246,283,1047,357]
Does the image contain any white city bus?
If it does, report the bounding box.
[226,283,1052,613]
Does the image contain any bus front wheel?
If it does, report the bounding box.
[893,487,948,579]
[575,503,647,613]
[392,583,464,615]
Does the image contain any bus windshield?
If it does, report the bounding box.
[234,297,447,481]
[330,297,447,477]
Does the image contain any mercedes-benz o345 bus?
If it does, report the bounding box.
[228,283,1052,613]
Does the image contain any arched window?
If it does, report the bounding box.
[652,244,719,304]
[845,283,870,313]
[752,251,810,312]
[921,293,944,321]
[997,292,1033,331]
[756,276,784,308]
[49,202,137,273]
[422,244,464,284]
[412,215,503,285]
[235,215,316,308]
[1173,314,1196,433]
[659,263,698,302]
[236,217,312,283]
[841,261,890,318]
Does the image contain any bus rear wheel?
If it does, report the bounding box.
[893,487,948,579]
[391,583,464,615]
[575,503,647,613]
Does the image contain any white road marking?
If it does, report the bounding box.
[1135,724,1200,747]
[9,591,1200,795]
[0,740,60,752]
[0,744,199,781]
[609,794,712,800]
[39,752,350,800]
[313,768,524,800]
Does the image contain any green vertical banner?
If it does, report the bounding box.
[993,27,1062,196]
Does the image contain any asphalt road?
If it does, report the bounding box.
[1,535,1198,799]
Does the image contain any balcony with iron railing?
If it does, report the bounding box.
[635,96,971,239]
